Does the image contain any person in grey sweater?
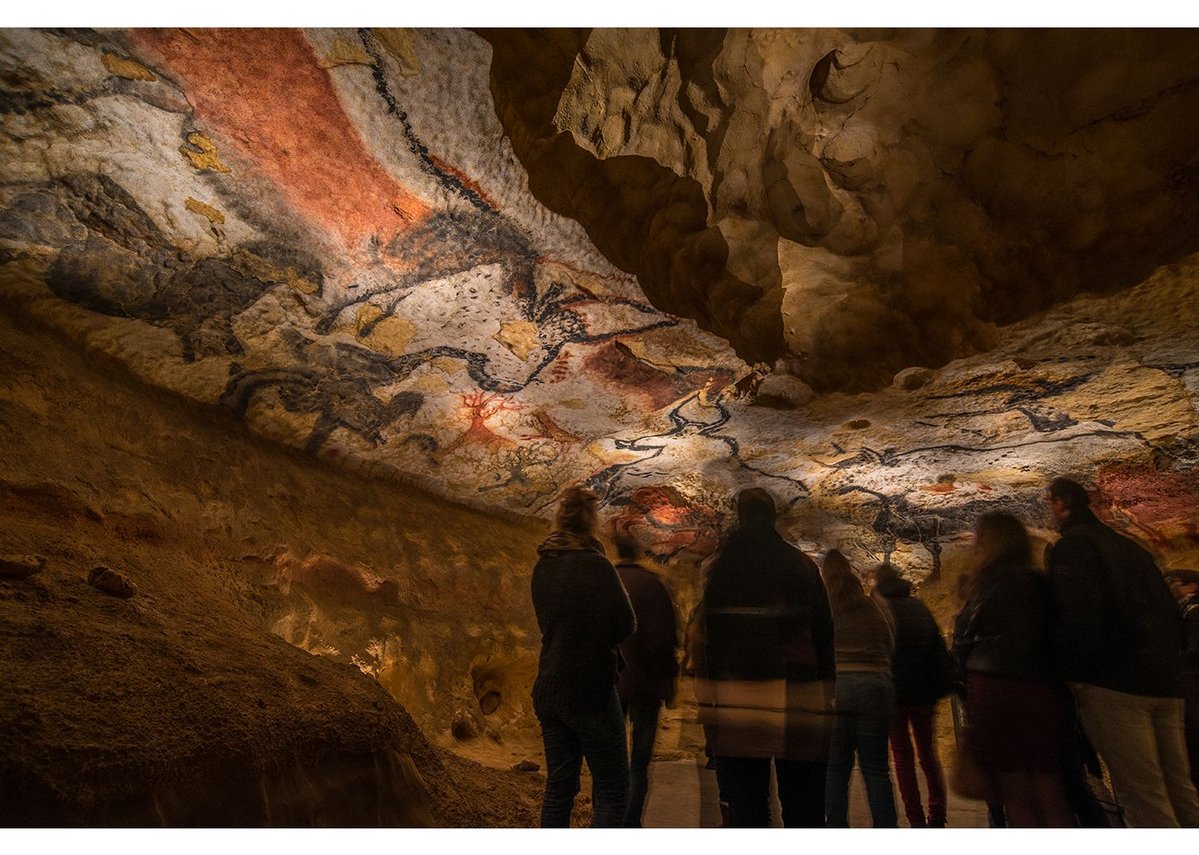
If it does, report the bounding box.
[822,549,898,827]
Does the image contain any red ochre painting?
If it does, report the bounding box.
[2,27,1198,576]
[133,28,428,251]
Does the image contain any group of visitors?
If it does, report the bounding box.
[528,477,1199,828]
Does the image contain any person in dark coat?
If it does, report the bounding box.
[873,562,952,828]
[613,531,679,827]
[953,511,1074,826]
[1165,568,1199,793]
[696,487,835,827]
[531,487,637,827]
[1045,477,1199,827]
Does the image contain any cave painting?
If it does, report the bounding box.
[1,27,1197,576]
[132,28,428,252]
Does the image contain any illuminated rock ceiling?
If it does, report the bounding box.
[2,27,1198,576]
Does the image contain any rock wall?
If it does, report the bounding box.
[2,28,1197,611]
[484,29,1199,391]
[0,294,556,808]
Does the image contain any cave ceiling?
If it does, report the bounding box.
[2,27,1198,575]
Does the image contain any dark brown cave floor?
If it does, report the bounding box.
[0,504,544,826]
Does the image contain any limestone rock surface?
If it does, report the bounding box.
[1,26,1196,573]
[483,28,1199,391]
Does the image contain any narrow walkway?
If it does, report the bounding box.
[641,758,991,828]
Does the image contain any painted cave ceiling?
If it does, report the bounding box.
[2,27,1198,574]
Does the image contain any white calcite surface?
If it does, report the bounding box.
[1,27,1197,579]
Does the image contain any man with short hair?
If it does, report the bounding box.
[696,487,835,827]
[613,531,679,827]
[1044,476,1199,827]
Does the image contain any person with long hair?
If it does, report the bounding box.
[822,549,899,827]
[953,511,1074,826]
[530,487,636,827]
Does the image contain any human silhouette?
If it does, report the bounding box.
[822,550,899,827]
[694,487,835,827]
[1164,569,1199,794]
[1045,477,1199,827]
[954,511,1074,826]
[531,487,636,827]
[612,532,680,827]
[873,561,952,827]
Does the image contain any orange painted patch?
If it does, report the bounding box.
[920,482,957,494]
[134,28,427,249]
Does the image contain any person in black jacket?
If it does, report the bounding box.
[613,531,679,827]
[1164,568,1199,794]
[696,487,835,827]
[953,511,1074,826]
[873,562,951,828]
[1045,477,1199,827]
[531,487,637,827]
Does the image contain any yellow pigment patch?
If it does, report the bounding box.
[431,356,465,375]
[493,320,540,361]
[409,372,449,394]
[101,52,156,81]
[373,29,422,77]
[355,305,417,357]
[231,250,320,296]
[184,197,225,225]
[318,37,376,68]
[179,132,231,174]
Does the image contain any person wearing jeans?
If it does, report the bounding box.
[613,530,680,827]
[826,671,899,826]
[530,488,637,827]
[821,550,898,827]
[535,689,631,827]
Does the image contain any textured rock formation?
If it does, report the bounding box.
[0,305,545,825]
[2,28,1199,823]
[2,25,1197,576]
[484,28,1199,390]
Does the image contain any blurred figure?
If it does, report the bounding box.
[954,512,1074,826]
[696,487,835,827]
[531,487,636,827]
[1045,477,1199,827]
[949,571,1006,827]
[613,531,680,827]
[822,550,899,827]
[683,601,731,826]
[873,562,952,827]
[1164,568,1199,793]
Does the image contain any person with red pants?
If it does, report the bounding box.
[873,562,953,827]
